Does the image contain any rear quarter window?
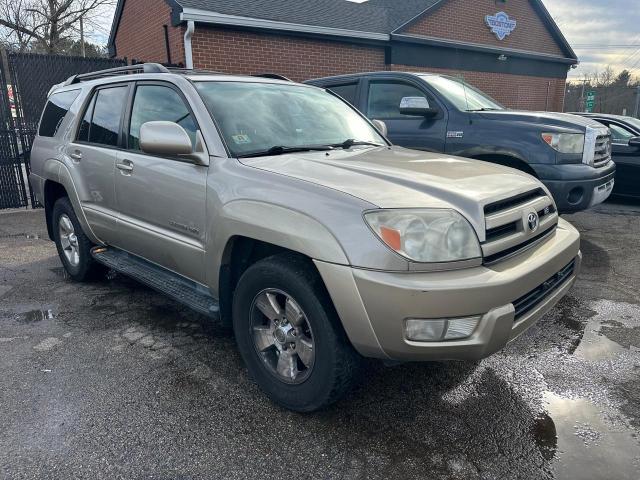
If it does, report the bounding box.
[38,90,81,137]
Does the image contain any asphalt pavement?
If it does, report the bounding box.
[1,201,639,479]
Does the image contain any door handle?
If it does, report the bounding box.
[116,159,134,174]
[69,151,82,161]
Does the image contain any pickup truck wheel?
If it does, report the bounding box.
[232,254,361,412]
[52,197,104,282]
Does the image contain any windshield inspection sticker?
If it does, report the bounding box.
[232,134,252,145]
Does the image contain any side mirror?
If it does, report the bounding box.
[629,136,640,149]
[372,119,388,137]
[140,121,193,156]
[399,96,437,117]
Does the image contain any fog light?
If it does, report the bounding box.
[405,317,480,342]
[405,319,446,341]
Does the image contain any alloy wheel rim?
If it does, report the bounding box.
[249,288,315,384]
[58,214,80,267]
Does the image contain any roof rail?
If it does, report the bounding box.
[165,67,223,75]
[251,73,292,82]
[65,63,170,85]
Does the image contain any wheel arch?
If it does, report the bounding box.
[471,153,539,178]
[43,180,69,240]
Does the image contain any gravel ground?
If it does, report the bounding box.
[1,201,639,480]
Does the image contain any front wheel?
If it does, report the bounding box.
[232,254,361,412]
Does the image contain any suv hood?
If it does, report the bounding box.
[241,146,546,237]
[476,110,604,131]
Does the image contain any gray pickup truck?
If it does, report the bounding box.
[30,64,581,411]
[307,72,615,213]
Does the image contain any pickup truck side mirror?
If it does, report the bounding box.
[371,119,388,137]
[140,121,193,156]
[628,136,640,149]
[399,96,438,117]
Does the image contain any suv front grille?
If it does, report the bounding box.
[484,188,546,215]
[482,189,558,265]
[513,259,576,320]
[593,134,611,168]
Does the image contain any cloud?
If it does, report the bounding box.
[542,0,640,80]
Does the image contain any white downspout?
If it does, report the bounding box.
[184,20,195,69]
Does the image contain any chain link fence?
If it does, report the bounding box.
[0,51,125,209]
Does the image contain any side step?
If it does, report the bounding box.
[91,247,219,319]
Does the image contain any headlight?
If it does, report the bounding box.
[541,132,584,154]
[364,209,481,263]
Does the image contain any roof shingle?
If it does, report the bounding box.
[174,0,440,34]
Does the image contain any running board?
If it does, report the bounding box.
[91,246,219,319]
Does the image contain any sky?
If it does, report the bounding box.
[542,0,640,81]
[93,0,640,81]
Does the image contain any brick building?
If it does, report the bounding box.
[108,0,578,111]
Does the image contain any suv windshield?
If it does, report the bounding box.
[422,75,504,112]
[195,81,385,157]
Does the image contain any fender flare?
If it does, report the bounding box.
[208,200,350,293]
[453,145,529,164]
[51,160,102,245]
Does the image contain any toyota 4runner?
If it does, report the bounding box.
[30,64,581,411]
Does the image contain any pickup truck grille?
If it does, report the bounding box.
[482,188,558,265]
[593,134,612,168]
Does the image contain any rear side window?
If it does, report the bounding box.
[77,86,128,147]
[38,90,80,137]
[328,83,358,106]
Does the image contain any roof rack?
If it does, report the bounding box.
[62,63,293,86]
[251,73,292,81]
[65,63,170,85]
[165,67,224,75]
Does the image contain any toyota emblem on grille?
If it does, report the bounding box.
[527,212,539,232]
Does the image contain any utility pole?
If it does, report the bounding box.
[80,16,86,58]
[579,78,588,112]
[634,85,640,119]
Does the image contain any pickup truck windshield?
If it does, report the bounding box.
[422,75,504,112]
[195,81,385,157]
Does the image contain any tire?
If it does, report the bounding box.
[232,253,362,412]
[52,197,105,282]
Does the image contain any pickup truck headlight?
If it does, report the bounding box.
[541,132,584,154]
[364,209,481,263]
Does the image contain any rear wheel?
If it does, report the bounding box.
[52,197,105,281]
[232,254,361,412]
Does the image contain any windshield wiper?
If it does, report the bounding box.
[332,139,384,149]
[237,145,334,158]
[466,107,501,112]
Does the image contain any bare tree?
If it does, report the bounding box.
[0,0,38,51]
[0,0,114,54]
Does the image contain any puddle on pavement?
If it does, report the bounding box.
[573,317,636,361]
[534,392,640,480]
[17,309,56,323]
[555,299,640,361]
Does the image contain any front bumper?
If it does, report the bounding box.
[533,161,616,213]
[315,218,581,361]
